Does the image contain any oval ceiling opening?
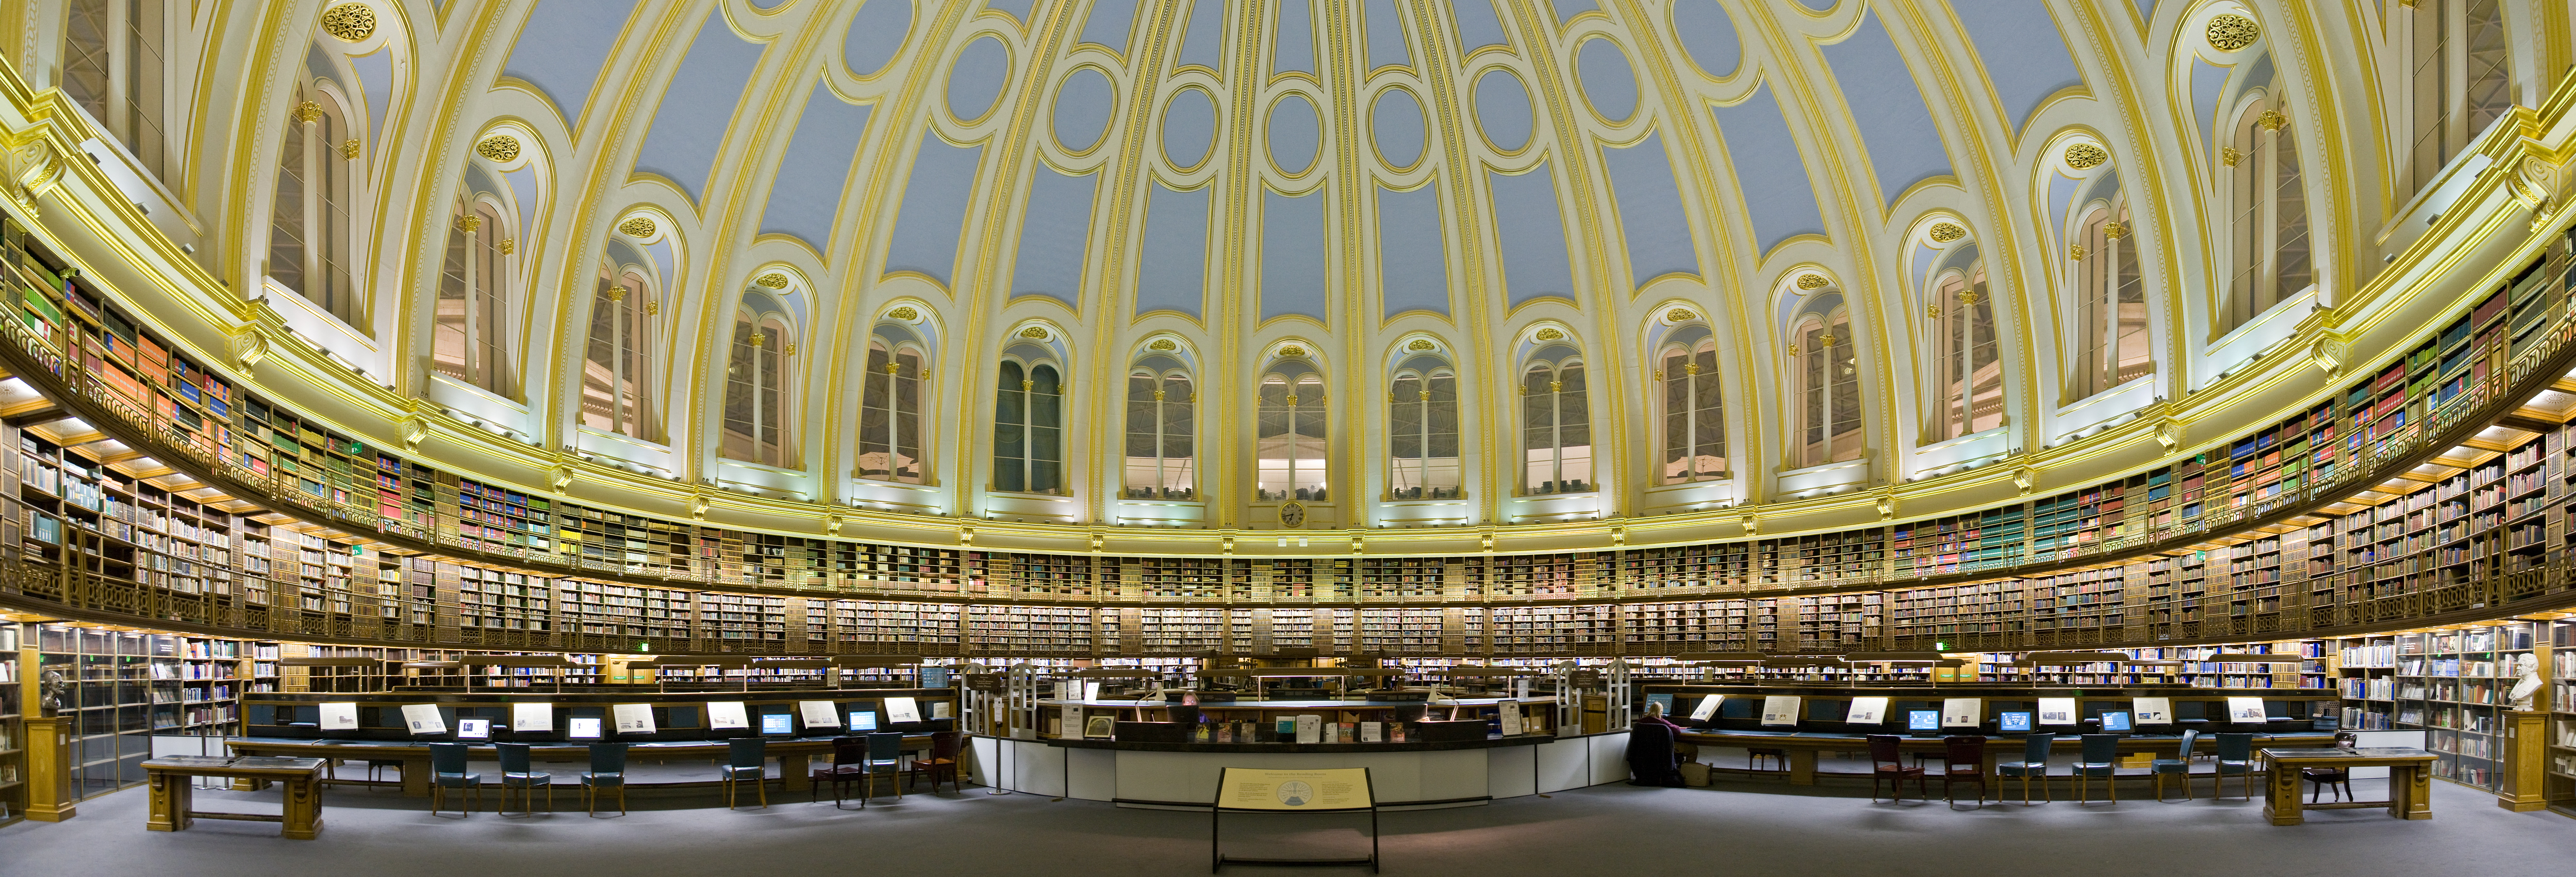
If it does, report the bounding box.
[1577,39,1638,123]
[945,36,1011,122]
[1052,68,1117,152]
[1372,88,1426,168]
[1161,87,1218,169]
[1474,69,1533,152]
[1268,93,1322,174]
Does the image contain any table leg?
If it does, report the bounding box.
[2265,764,2304,825]
[2397,765,2433,820]
[1788,750,1817,786]
[782,754,813,791]
[146,773,193,832]
[283,775,324,840]
[402,756,431,798]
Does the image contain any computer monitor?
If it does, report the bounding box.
[849,711,879,732]
[456,718,491,741]
[1907,710,1940,735]
[760,714,795,736]
[1997,712,2033,733]
[2099,711,2133,733]
[568,718,603,740]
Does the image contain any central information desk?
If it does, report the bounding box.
[235,689,958,798]
[971,697,1632,810]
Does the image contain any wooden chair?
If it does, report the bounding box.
[2073,734,2120,804]
[2302,732,2358,802]
[813,736,868,808]
[720,738,769,809]
[2147,729,2201,802]
[2214,733,2259,801]
[1994,733,2055,804]
[862,732,906,801]
[428,742,481,817]
[910,730,962,794]
[580,743,628,816]
[1939,735,1986,808]
[1866,735,1925,803]
[496,742,553,815]
[1747,747,1788,771]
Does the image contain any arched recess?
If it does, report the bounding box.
[720,288,800,468]
[993,335,1068,496]
[581,236,661,440]
[1256,356,1330,504]
[431,178,518,399]
[1388,350,1461,500]
[1520,341,1593,496]
[1787,291,1862,470]
[1122,347,1195,500]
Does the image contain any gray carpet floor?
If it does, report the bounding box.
[2,774,2567,877]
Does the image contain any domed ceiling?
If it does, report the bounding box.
[64,0,2535,534]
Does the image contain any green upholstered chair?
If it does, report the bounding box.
[496,742,552,815]
[2073,734,2120,804]
[2215,733,2258,801]
[428,742,481,817]
[1995,733,2055,804]
[2149,729,2201,802]
[863,732,906,801]
[721,738,769,809]
[580,743,629,816]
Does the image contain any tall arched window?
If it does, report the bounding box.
[1257,367,1328,502]
[432,200,510,394]
[2223,97,2311,332]
[580,268,652,437]
[721,310,793,466]
[61,0,174,183]
[1795,309,1862,467]
[1929,264,2002,441]
[2405,0,2511,194]
[268,88,359,325]
[858,340,926,484]
[994,360,1064,494]
[1658,341,1725,484]
[2071,203,2151,399]
[1389,363,1460,499]
[1522,354,1591,494]
[1124,366,1194,499]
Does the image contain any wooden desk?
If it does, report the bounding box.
[227,736,932,799]
[2260,748,2435,825]
[143,756,326,839]
[1674,731,2340,786]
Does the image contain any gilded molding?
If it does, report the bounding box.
[754,272,789,289]
[887,305,919,320]
[474,135,521,162]
[1793,274,1828,290]
[2205,14,2260,52]
[1928,222,1967,243]
[2062,143,2107,169]
[320,3,377,41]
[617,216,657,238]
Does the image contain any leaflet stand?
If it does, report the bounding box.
[1210,767,1379,873]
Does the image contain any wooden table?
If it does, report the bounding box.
[143,756,327,839]
[2259,747,2435,825]
[1674,730,2340,786]
[227,736,933,798]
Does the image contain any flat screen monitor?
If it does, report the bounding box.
[456,718,491,740]
[1997,712,2032,733]
[2099,711,2132,733]
[1907,710,1940,732]
[760,714,795,736]
[849,711,879,732]
[568,718,603,740]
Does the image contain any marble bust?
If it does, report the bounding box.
[2509,653,2544,713]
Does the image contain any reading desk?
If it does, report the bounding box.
[225,736,934,798]
[1672,729,2342,786]
[143,756,327,839]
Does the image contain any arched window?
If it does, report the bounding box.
[1257,368,1328,502]
[268,88,359,325]
[1389,364,1460,500]
[61,0,174,183]
[580,269,652,437]
[2071,203,2151,399]
[2405,0,2511,194]
[721,311,794,466]
[1929,264,2002,440]
[432,200,510,394]
[994,361,1064,494]
[858,341,926,484]
[1794,310,1862,467]
[2223,97,2311,333]
[1123,367,1194,499]
[1522,354,1591,494]
[1658,341,1724,484]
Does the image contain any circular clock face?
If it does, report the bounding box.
[1278,501,1307,529]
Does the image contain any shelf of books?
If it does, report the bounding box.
[2549,621,2576,816]
[20,622,271,803]
[1,622,22,825]
[2368,623,2545,792]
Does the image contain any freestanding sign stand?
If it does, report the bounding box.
[1210,767,1379,873]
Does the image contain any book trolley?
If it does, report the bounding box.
[1211,766,1378,873]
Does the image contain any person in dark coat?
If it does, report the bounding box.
[1626,702,1686,786]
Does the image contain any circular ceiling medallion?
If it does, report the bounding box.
[1928,222,1967,243]
[1019,326,1050,339]
[2205,14,2259,52]
[320,3,376,42]
[1794,274,1829,290]
[617,216,656,238]
[474,135,521,162]
[886,306,919,320]
[1148,338,1178,351]
[1665,308,1695,323]
[2062,142,2108,170]
[754,273,789,289]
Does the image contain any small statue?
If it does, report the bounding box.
[37,668,67,716]
[2508,653,2544,713]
